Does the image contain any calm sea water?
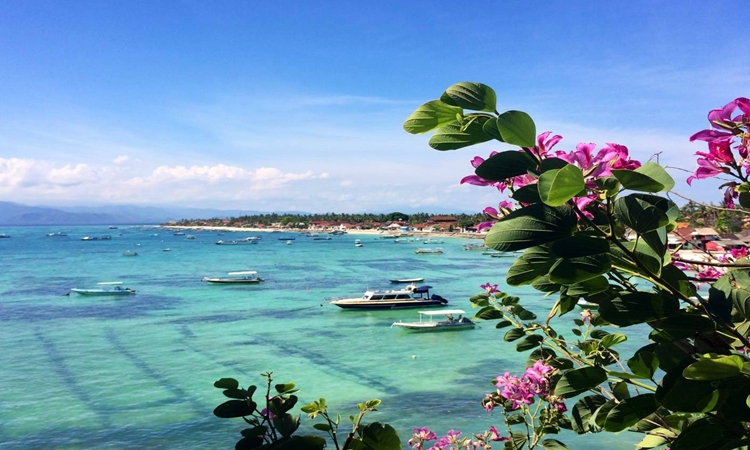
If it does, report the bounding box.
[0,226,637,449]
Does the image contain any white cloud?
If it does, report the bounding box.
[114,155,130,164]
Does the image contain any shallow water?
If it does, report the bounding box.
[0,226,637,449]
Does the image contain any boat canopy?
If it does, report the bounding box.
[227,271,257,275]
[418,309,465,316]
[97,281,123,285]
[412,285,432,293]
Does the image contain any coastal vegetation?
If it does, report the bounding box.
[215,83,750,450]
[173,212,484,231]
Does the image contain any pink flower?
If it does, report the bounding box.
[687,157,727,185]
[696,266,724,280]
[481,282,500,294]
[731,247,748,259]
[580,309,593,323]
[535,131,563,158]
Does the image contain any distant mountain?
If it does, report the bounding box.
[0,201,476,226]
[0,202,271,225]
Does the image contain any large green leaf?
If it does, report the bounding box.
[428,117,493,150]
[512,184,542,203]
[213,399,256,418]
[565,276,609,297]
[670,418,741,450]
[516,334,544,352]
[350,422,401,450]
[548,253,611,285]
[273,436,328,450]
[613,195,669,233]
[403,100,464,134]
[571,395,607,434]
[497,110,537,148]
[656,360,720,412]
[485,204,577,252]
[214,378,239,390]
[475,150,538,181]
[482,116,504,141]
[540,439,569,450]
[683,355,745,381]
[554,366,608,398]
[538,164,586,207]
[439,82,497,112]
[603,394,659,432]
[550,235,610,258]
[611,162,675,193]
[506,246,557,286]
[598,292,679,327]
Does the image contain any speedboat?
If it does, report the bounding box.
[463,243,487,251]
[355,239,363,247]
[46,232,67,237]
[0,233,10,238]
[330,285,448,310]
[122,250,138,257]
[70,281,136,296]
[389,277,424,284]
[392,309,475,331]
[415,248,443,254]
[81,235,112,241]
[202,271,264,284]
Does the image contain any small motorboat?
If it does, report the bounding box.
[392,309,475,332]
[415,248,443,254]
[202,271,264,284]
[330,284,448,310]
[70,281,136,296]
[389,277,425,284]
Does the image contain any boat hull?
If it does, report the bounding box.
[70,289,135,296]
[389,278,424,283]
[392,322,475,331]
[330,299,447,310]
[202,277,264,284]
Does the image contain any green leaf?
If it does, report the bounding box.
[635,431,672,450]
[273,436,327,450]
[600,333,628,348]
[603,394,659,432]
[475,150,538,181]
[641,227,668,259]
[512,184,542,203]
[504,328,526,342]
[275,383,296,394]
[214,378,239,390]
[598,292,679,327]
[554,366,608,398]
[571,395,607,434]
[495,319,513,329]
[506,246,556,286]
[485,204,577,252]
[439,82,497,112]
[273,413,301,438]
[611,162,675,193]
[482,116,504,141]
[550,235,610,258]
[613,195,669,233]
[352,422,401,450]
[403,100,464,134]
[739,191,750,209]
[683,354,745,380]
[213,400,256,418]
[475,306,504,320]
[548,254,611,285]
[627,344,659,379]
[497,110,536,148]
[516,334,544,352]
[670,418,740,450]
[656,360,720,412]
[428,117,493,150]
[313,423,332,432]
[538,164,585,207]
[566,276,609,297]
[540,439,569,450]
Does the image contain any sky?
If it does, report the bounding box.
[1,1,748,213]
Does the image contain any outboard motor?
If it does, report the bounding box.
[431,294,448,304]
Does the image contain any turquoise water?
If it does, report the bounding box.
[0,226,636,449]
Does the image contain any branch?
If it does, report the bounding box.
[673,257,750,268]
[669,190,750,215]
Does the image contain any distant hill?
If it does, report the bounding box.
[0,202,268,225]
[0,201,475,226]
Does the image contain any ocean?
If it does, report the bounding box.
[0,225,637,449]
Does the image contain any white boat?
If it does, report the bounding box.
[81,235,112,241]
[423,238,444,244]
[122,250,138,257]
[215,237,258,245]
[415,247,443,254]
[355,239,363,247]
[46,232,67,237]
[202,271,264,284]
[463,243,487,251]
[392,309,475,331]
[70,281,136,296]
[186,235,196,240]
[330,284,448,310]
[389,277,425,284]
[286,240,294,245]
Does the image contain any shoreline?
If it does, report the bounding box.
[162,225,485,240]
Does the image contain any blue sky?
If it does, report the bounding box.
[1,1,747,212]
